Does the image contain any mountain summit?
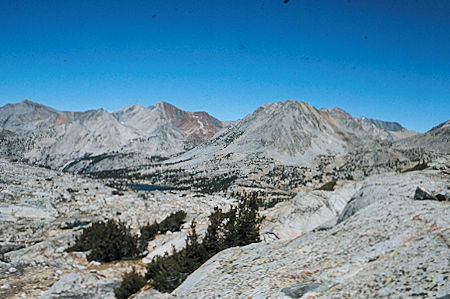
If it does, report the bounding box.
[0,100,223,168]
[178,100,415,165]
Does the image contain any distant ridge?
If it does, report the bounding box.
[0,99,223,168]
[177,100,416,165]
[2,99,445,171]
[393,120,449,153]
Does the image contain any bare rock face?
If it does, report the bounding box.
[173,170,450,298]
[38,272,118,299]
[281,282,330,298]
[394,120,450,154]
[153,102,224,143]
[132,288,169,299]
[260,180,361,240]
[414,186,449,201]
[0,100,223,169]
[173,100,415,168]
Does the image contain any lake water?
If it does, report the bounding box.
[128,184,172,191]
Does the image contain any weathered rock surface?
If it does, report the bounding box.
[173,170,450,298]
[261,180,361,240]
[0,158,232,298]
[38,272,119,299]
[414,186,449,201]
[132,288,169,299]
[0,100,223,169]
[394,120,450,154]
[281,282,329,298]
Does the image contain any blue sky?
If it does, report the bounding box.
[0,0,448,132]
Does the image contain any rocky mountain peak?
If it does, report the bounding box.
[324,107,352,117]
[0,100,224,168]
[0,100,61,132]
[153,101,187,120]
[429,120,450,132]
[151,101,224,142]
[3,99,53,112]
[180,100,415,166]
[394,119,449,153]
[357,117,405,132]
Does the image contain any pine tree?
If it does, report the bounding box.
[203,207,226,253]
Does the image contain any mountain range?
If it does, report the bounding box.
[0,100,223,168]
[177,100,417,166]
[1,99,449,299]
[1,99,448,174]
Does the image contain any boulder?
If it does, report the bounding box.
[132,288,169,299]
[414,187,437,200]
[414,186,449,201]
[281,282,329,298]
[38,272,119,299]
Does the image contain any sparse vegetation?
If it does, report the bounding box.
[114,269,147,299]
[68,211,187,263]
[67,219,139,262]
[402,161,428,173]
[315,180,337,191]
[143,195,264,294]
[67,195,262,297]
[192,174,238,194]
[139,210,187,251]
[158,210,187,233]
[233,191,290,209]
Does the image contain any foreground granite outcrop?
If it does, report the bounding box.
[0,158,232,298]
[1,156,449,298]
[170,170,449,298]
[38,272,118,299]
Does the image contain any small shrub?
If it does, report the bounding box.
[145,195,263,293]
[139,210,187,251]
[114,268,146,299]
[402,161,428,173]
[157,210,187,233]
[139,220,160,250]
[315,180,337,191]
[67,219,139,262]
[145,222,208,293]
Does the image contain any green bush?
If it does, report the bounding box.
[67,219,140,262]
[139,210,187,251]
[68,211,188,262]
[315,180,337,191]
[402,161,428,173]
[114,268,146,299]
[139,220,160,250]
[145,195,263,293]
[158,210,187,233]
[145,222,208,293]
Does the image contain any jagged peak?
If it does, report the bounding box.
[21,99,35,104]
[154,101,179,110]
[321,107,352,118]
[251,100,321,119]
[115,104,147,113]
[428,120,450,132]
[358,117,405,132]
[18,99,47,107]
[152,101,186,120]
[0,99,57,113]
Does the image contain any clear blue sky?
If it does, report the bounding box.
[0,0,448,132]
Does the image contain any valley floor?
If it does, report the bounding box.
[0,157,449,298]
